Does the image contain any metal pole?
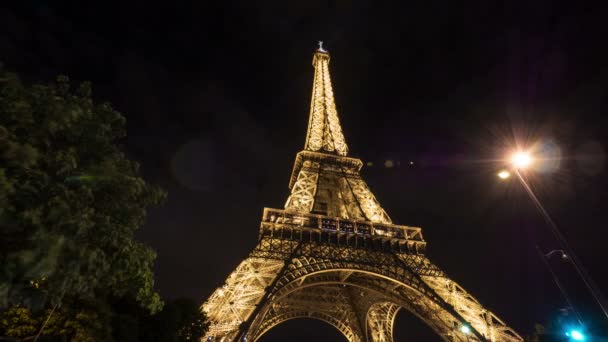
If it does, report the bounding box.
[515,169,608,321]
[535,245,584,326]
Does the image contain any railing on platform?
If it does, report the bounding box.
[260,207,424,242]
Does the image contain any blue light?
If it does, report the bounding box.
[567,329,585,341]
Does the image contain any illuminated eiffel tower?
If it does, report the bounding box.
[202,43,523,342]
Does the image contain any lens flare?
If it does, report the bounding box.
[511,152,533,169]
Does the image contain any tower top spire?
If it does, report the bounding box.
[304,43,349,156]
[317,40,326,52]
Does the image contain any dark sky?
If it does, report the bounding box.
[3,1,608,340]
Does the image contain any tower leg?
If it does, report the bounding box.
[365,302,400,342]
[202,257,285,341]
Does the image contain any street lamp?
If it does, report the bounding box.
[545,249,568,261]
[511,151,533,169]
[498,149,608,322]
[566,329,586,341]
[536,245,584,327]
[497,170,510,179]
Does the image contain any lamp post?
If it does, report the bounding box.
[498,151,608,322]
[535,245,584,327]
[544,249,568,260]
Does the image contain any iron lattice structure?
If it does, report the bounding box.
[202,48,523,342]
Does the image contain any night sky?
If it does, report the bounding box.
[3,1,608,340]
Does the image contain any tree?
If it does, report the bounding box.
[136,298,208,342]
[0,69,165,323]
[0,299,112,341]
[151,298,208,342]
[0,306,38,339]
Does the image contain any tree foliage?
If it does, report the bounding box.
[113,297,208,342]
[0,306,38,338]
[144,298,209,342]
[0,298,207,342]
[0,69,165,314]
[0,300,111,341]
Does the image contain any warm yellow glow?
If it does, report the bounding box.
[511,151,533,169]
[497,170,511,179]
[201,47,524,342]
[304,51,349,156]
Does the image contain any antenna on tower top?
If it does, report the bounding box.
[317,40,327,52]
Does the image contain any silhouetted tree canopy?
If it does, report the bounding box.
[148,298,208,342]
[113,297,208,342]
[0,69,165,317]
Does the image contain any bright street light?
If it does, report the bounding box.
[499,145,608,322]
[566,329,586,341]
[497,170,511,179]
[511,151,533,169]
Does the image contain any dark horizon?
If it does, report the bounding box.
[3,1,608,340]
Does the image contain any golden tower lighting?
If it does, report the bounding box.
[201,44,523,342]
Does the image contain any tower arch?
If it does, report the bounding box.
[248,267,478,342]
[254,309,363,342]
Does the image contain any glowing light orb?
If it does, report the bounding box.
[460,325,471,334]
[511,151,533,169]
[497,170,511,179]
[568,329,585,341]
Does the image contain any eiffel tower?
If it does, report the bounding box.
[202,44,523,342]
